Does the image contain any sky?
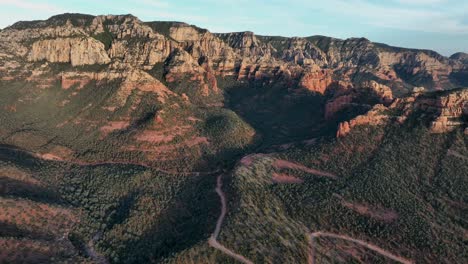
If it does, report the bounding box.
[0,0,467,56]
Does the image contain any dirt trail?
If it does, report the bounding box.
[209,174,254,264]
[0,145,219,176]
[308,231,413,264]
[1,145,411,263]
[273,159,337,179]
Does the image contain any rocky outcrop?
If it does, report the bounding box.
[299,65,333,94]
[165,49,219,96]
[280,37,328,66]
[89,15,157,39]
[310,36,464,91]
[336,121,351,138]
[310,37,380,69]
[28,37,110,66]
[337,88,468,137]
[336,104,390,137]
[58,64,176,105]
[1,13,467,107]
[109,37,175,68]
[169,23,205,42]
[165,25,238,76]
[325,80,394,121]
[165,49,205,81]
[216,31,273,58]
[428,89,468,133]
[361,80,393,105]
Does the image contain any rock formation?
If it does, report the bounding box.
[1,13,467,95]
[428,89,468,133]
[28,38,111,66]
[336,88,468,137]
[0,13,467,140]
[299,65,333,94]
[361,81,393,105]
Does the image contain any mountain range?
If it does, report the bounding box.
[0,13,466,264]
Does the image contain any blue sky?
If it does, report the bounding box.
[0,0,467,56]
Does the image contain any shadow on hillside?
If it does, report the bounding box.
[116,173,219,263]
[220,77,328,148]
[0,144,44,169]
[0,177,64,205]
[0,221,55,241]
[190,77,390,172]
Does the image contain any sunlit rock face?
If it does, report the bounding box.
[2,13,466,95]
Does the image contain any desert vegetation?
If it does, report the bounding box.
[0,13,466,263]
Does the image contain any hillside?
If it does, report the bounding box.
[0,13,466,264]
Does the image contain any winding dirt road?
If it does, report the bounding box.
[209,160,410,264]
[273,159,338,179]
[209,174,254,264]
[308,231,413,264]
[1,144,416,263]
[0,144,219,176]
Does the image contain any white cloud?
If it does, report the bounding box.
[307,0,468,34]
[394,0,447,5]
[0,0,63,12]
[134,0,170,9]
[0,0,66,28]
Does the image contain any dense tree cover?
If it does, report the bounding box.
[0,150,221,263]
[0,77,257,172]
[0,68,466,263]
[1,121,466,263]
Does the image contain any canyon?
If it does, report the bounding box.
[0,13,466,264]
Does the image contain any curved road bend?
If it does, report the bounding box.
[209,174,254,264]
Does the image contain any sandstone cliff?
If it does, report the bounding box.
[1,13,467,134]
[336,88,468,137]
[29,37,111,66]
[2,13,467,96]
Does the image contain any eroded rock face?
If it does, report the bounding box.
[1,13,467,118]
[299,66,333,94]
[216,31,273,58]
[428,90,468,133]
[361,80,393,105]
[336,88,468,137]
[90,15,157,39]
[29,37,110,66]
[313,37,380,69]
[324,80,393,120]
[58,64,176,106]
[165,49,220,96]
[3,13,465,94]
[109,37,175,67]
[281,37,328,66]
[169,24,203,42]
[165,49,205,81]
[336,121,351,138]
[336,104,390,137]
